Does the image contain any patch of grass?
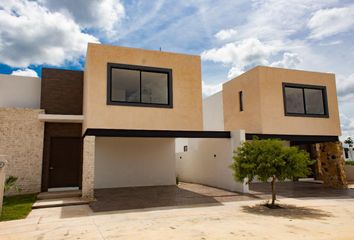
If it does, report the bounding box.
[1,194,37,221]
[345,161,354,166]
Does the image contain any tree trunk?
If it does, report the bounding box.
[271,176,276,206]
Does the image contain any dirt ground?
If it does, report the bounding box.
[0,196,353,239]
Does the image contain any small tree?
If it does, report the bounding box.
[231,138,313,207]
[344,137,353,147]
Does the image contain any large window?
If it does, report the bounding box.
[107,63,173,108]
[282,83,328,117]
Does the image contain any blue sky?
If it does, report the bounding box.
[1,0,354,138]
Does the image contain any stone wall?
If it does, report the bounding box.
[0,155,6,215]
[311,142,347,188]
[82,136,95,200]
[0,108,44,195]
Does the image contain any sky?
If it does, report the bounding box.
[0,0,354,139]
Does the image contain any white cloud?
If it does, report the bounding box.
[11,68,38,77]
[0,0,99,68]
[271,52,301,68]
[236,0,338,42]
[215,28,238,41]
[202,81,222,97]
[340,113,354,139]
[227,67,244,79]
[38,0,125,37]
[202,38,303,79]
[201,38,276,65]
[336,73,354,100]
[308,6,354,40]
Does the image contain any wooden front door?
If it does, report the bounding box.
[49,137,82,188]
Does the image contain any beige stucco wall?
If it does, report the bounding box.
[0,108,44,195]
[83,43,203,133]
[258,66,341,136]
[94,137,176,189]
[223,67,263,133]
[223,66,341,136]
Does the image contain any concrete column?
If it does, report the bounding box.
[0,155,7,216]
[82,136,95,200]
[230,130,249,193]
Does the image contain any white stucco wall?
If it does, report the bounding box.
[0,74,41,109]
[203,92,224,130]
[175,138,189,153]
[176,130,248,193]
[94,137,176,189]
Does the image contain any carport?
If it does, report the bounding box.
[81,129,245,202]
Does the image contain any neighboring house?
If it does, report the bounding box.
[181,66,341,183]
[0,43,343,198]
[343,143,354,161]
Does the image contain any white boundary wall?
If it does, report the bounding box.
[0,74,41,109]
[203,91,224,130]
[95,137,176,189]
[176,130,249,193]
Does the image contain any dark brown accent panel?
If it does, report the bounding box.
[41,123,83,191]
[41,68,83,114]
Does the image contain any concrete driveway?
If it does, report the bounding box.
[1,182,354,239]
[1,196,354,239]
[90,182,256,212]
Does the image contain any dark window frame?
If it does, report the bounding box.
[282,82,329,118]
[107,63,173,108]
[239,91,243,112]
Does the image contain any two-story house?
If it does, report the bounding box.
[0,43,344,199]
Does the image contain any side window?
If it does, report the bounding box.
[239,91,243,112]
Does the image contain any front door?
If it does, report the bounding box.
[49,137,82,188]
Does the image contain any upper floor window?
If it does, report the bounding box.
[107,63,173,108]
[282,83,328,118]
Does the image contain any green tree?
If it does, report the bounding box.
[344,137,353,147]
[231,138,313,207]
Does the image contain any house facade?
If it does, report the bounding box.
[0,43,344,198]
[192,66,343,185]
